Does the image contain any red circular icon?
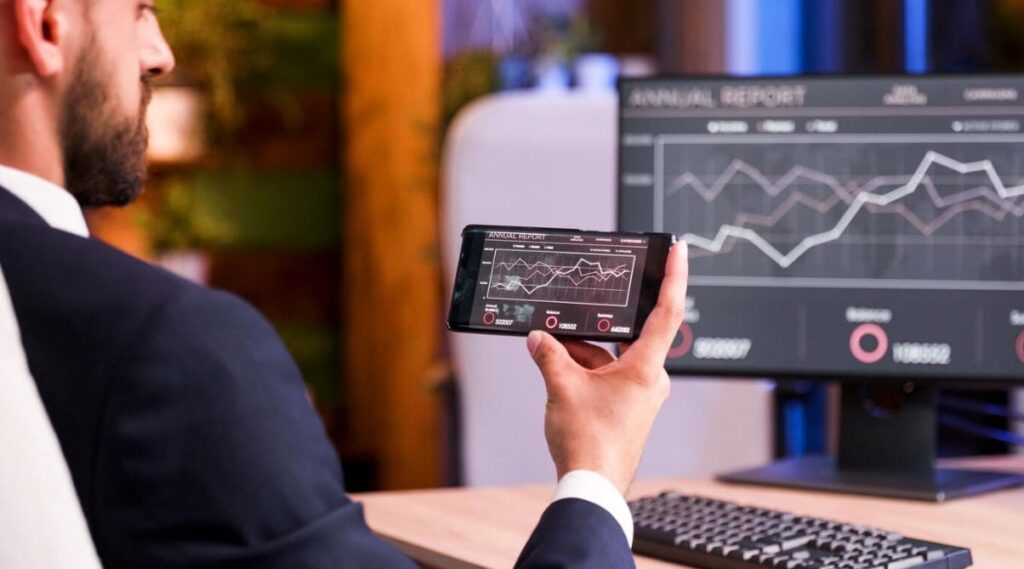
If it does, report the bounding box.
[667,323,694,358]
[1016,330,1024,364]
[482,312,496,325]
[597,319,612,332]
[850,323,889,364]
[545,316,559,330]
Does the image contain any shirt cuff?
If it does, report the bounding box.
[552,470,633,546]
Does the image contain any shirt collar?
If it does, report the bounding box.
[0,165,89,238]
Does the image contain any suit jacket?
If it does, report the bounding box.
[0,187,635,568]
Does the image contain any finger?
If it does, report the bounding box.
[621,241,689,369]
[563,340,616,370]
[526,330,578,388]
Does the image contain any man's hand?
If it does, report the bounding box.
[527,242,689,496]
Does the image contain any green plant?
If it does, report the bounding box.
[157,2,339,141]
[157,0,270,137]
[139,179,232,254]
[530,12,598,63]
[442,50,500,131]
[146,4,341,253]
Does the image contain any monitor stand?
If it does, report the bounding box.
[718,383,1024,502]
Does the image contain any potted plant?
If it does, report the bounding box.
[139,179,230,283]
[155,0,270,142]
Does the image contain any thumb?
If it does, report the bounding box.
[527,330,575,383]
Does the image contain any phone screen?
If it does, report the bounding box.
[448,226,674,341]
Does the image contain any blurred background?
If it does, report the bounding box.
[87,0,1024,492]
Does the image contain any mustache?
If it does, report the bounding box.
[141,76,154,108]
[138,77,154,148]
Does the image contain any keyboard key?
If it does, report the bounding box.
[782,535,814,550]
[703,541,724,554]
[732,548,762,561]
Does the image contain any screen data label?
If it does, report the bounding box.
[470,231,649,337]
[619,75,1024,380]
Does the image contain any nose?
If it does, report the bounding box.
[140,19,175,78]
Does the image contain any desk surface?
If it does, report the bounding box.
[357,456,1024,569]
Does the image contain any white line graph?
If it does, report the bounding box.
[490,258,632,294]
[650,134,1024,232]
[730,181,1024,231]
[672,151,1024,269]
[666,159,1024,218]
[487,249,636,307]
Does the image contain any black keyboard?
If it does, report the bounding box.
[630,493,972,569]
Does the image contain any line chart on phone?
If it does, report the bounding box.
[485,249,637,307]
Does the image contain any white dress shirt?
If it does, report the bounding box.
[0,165,89,237]
[0,164,634,545]
[555,470,634,544]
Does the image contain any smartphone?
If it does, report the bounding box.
[447,225,675,342]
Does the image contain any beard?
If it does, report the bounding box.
[59,42,152,208]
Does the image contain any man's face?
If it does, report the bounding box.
[61,0,174,208]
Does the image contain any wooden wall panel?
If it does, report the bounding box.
[657,0,726,73]
[340,0,444,489]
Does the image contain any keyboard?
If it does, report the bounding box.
[630,493,972,569]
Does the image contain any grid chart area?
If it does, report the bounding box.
[486,249,637,307]
[655,135,1024,290]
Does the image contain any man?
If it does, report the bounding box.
[0,0,689,567]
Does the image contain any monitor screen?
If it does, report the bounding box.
[618,75,1024,382]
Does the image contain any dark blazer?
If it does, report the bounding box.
[0,187,634,569]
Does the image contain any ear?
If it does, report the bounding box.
[13,0,68,77]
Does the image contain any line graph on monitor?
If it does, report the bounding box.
[486,249,636,307]
[653,135,1024,286]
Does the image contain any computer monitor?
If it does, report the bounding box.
[617,74,1024,501]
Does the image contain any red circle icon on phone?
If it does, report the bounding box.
[545,316,559,330]
[597,319,611,332]
[482,312,496,325]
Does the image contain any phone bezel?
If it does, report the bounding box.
[447,225,674,342]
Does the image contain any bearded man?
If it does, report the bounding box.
[0,1,689,567]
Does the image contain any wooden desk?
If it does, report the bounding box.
[357,456,1024,568]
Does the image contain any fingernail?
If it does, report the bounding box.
[677,241,688,256]
[527,330,543,356]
